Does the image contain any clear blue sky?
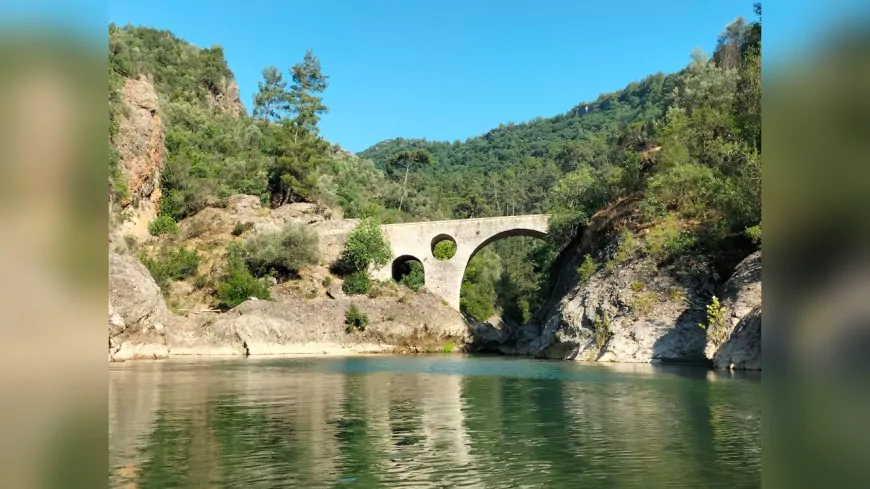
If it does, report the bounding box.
[113,1,804,152]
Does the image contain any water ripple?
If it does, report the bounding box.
[109,356,761,488]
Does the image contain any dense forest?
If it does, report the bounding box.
[109,3,761,324]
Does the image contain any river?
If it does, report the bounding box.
[109,355,761,488]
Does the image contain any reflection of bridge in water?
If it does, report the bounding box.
[371,215,550,310]
[109,359,762,488]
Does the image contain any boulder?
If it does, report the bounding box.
[226,194,262,217]
[465,317,512,352]
[109,252,169,360]
[273,202,324,224]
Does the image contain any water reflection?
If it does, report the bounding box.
[109,357,761,488]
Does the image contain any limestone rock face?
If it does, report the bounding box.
[226,194,263,217]
[706,251,762,370]
[112,77,164,242]
[166,288,468,356]
[529,254,713,363]
[207,79,245,117]
[109,252,169,360]
[273,203,324,224]
[220,195,337,236]
[465,317,512,352]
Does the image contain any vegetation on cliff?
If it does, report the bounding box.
[360,4,762,320]
[109,3,761,321]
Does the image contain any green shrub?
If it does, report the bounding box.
[231,221,254,236]
[193,274,209,290]
[458,253,500,321]
[630,292,659,319]
[400,260,425,291]
[337,218,391,273]
[139,245,200,295]
[321,276,333,288]
[745,224,761,245]
[123,235,138,252]
[367,282,383,298]
[592,312,612,351]
[148,215,179,236]
[185,217,208,239]
[113,171,129,203]
[613,228,637,263]
[433,240,456,260]
[576,254,597,284]
[342,270,371,295]
[215,258,271,309]
[699,295,728,345]
[442,342,454,353]
[242,223,320,279]
[460,287,495,322]
[345,304,368,333]
[630,281,645,292]
[644,216,696,261]
[646,163,725,221]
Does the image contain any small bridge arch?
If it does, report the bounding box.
[371,215,550,310]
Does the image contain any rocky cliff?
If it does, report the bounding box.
[110,77,164,243]
[516,238,715,364]
[205,78,246,118]
[705,251,761,370]
[499,201,762,370]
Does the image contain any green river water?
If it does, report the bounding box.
[109,355,761,488]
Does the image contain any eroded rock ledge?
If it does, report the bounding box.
[705,251,761,370]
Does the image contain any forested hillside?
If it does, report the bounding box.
[108,24,405,224]
[360,10,760,243]
[360,5,761,322]
[108,3,760,326]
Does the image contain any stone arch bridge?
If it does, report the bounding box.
[371,215,550,310]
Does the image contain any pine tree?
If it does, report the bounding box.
[253,50,330,204]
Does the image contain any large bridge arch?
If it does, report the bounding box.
[466,227,547,262]
[372,215,549,310]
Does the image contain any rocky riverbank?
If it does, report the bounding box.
[488,200,762,370]
[109,198,760,368]
[109,249,469,361]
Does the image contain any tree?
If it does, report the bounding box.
[254,50,331,205]
[288,50,329,139]
[267,123,330,204]
[252,67,288,122]
[713,18,747,70]
[241,223,320,279]
[386,149,434,211]
[337,218,392,273]
[216,258,271,309]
